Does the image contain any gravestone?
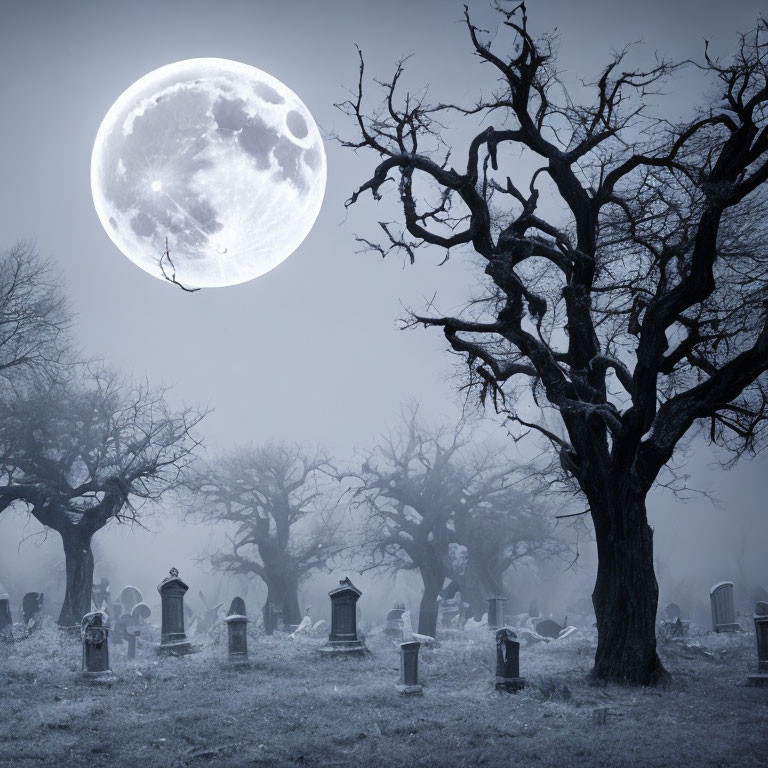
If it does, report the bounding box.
[397,641,423,695]
[747,601,768,686]
[535,619,563,639]
[157,568,191,655]
[319,577,365,654]
[120,586,143,614]
[710,582,741,633]
[440,595,462,628]
[22,592,43,631]
[92,578,110,611]
[384,603,406,638]
[225,596,248,662]
[495,627,525,692]
[0,597,12,639]
[487,597,507,631]
[663,602,682,621]
[131,602,152,624]
[81,611,113,678]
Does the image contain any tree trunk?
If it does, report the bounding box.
[418,567,444,637]
[461,553,507,621]
[263,564,302,627]
[591,490,668,685]
[58,529,95,628]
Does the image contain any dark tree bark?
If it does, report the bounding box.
[418,564,445,637]
[58,528,95,628]
[338,5,768,684]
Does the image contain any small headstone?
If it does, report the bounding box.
[495,628,525,692]
[119,586,143,614]
[487,597,507,631]
[535,619,563,639]
[157,568,191,655]
[225,596,248,662]
[663,602,682,621]
[557,626,578,640]
[319,577,365,654]
[397,641,423,695]
[81,611,113,678]
[710,582,741,633]
[439,594,462,628]
[131,602,152,624]
[755,601,768,617]
[748,603,768,686]
[384,603,406,638]
[22,592,43,630]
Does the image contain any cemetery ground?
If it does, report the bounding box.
[0,625,765,768]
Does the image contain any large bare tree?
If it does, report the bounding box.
[338,5,768,683]
[0,367,205,626]
[191,444,341,627]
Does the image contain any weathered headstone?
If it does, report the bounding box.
[157,568,191,655]
[663,602,682,621]
[440,594,462,628]
[384,603,406,638]
[22,592,43,630]
[535,619,563,639]
[225,596,248,662]
[119,585,143,614]
[495,627,525,692]
[319,577,365,654]
[0,596,12,640]
[710,582,740,633]
[81,611,113,678]
[748,602,768,686]
[131,602,152,624]
[92,578,110,612]
[487,597,507,631]
[397,641,423,695]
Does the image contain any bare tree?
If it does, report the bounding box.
[0,366,205,626]
[0,241,72,392]
[190,444,341,627]
[350,406,562,635]
[338,5,768,683]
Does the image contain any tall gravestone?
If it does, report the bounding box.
[157,568,191,655]
[710,582,741,633]
[319,577,365,654]
[225,596,248,662]
[397,641,423,695]
[748,601,768,686]
[0,596,12,640]
[81,611,113,678]
[495,627,525,692]
[487,597,507,631]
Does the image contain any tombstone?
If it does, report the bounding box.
[92,578,110,611]
[397,641,423,695]
[0,597,12,640]
[748,601,768,686]
[384,603,406,638]
[120,585,143,614]
[440,595,462,628]
[710,582,741,633]
[157,568,191,655]
[22,592,43,630]
[319,577,365,654]
[225,597,248,662]
[81,611,113,678]
[495,628,525,692]
[131,602,152,625]
[535,619,563,639]
[487,597,507,631]
[663,602,682,621]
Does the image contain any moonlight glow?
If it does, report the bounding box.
[90,58,327,288]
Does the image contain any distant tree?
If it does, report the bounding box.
[0,367,205,626]
[191,444,341,627]
[350,407,562,635]
[339,5,768,683]
[0,241,72,390]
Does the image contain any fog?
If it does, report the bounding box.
[1,0,766,630]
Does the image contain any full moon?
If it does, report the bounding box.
[91,58,326,288]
